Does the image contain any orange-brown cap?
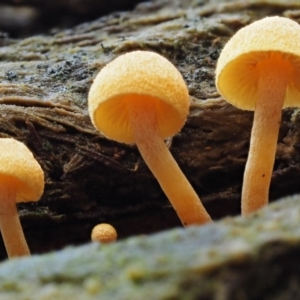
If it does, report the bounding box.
[216,16,300,110]
[91,223,117,244]
[0,138,44,202]
[88,50,189,144]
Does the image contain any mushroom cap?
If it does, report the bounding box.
[91,223,117,243]
[88,50,189,144]
[0,138,44,203]
[215,16,300,110]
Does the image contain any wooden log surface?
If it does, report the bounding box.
[0,0,299,258]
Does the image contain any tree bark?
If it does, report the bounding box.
[0,0,299,258]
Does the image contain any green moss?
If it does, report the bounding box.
[1,195,300,299]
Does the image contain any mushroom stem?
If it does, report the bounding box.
[0,182,30,258]
[129,100,212,226]
[241,59,288,215]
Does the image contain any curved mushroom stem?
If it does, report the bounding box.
[129,101,212,226]
[0,182,30,258]
[241,59,288,215]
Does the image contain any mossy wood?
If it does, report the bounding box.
[0,195,300,299]
[0,0,299,257]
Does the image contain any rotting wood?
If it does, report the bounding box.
[0,0,300,258]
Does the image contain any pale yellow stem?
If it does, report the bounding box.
[241,61,288,215]
[0,183,30,258]
[129,102,212,226]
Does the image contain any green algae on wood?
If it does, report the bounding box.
[1,195,300,299]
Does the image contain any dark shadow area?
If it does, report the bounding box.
[0,1,149,37]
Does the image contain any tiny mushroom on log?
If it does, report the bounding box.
[88,50,212,226]
[91,223,117,244]
[0,138,44,258]
[215,16,300,215]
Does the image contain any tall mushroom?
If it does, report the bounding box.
[215,16,300,215]
[88,50,212,226]
[0,138,44,258]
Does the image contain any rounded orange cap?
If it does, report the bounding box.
[216,16,300,110]
[0,138,44,203]
[88,51,189,143]
[91,223,117,243]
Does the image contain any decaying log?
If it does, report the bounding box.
[0,0,299,258]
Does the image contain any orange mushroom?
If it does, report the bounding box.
[215,16,300,215]
[0,138,44,258]
[91,223,117,244]
[88,50,211,226]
